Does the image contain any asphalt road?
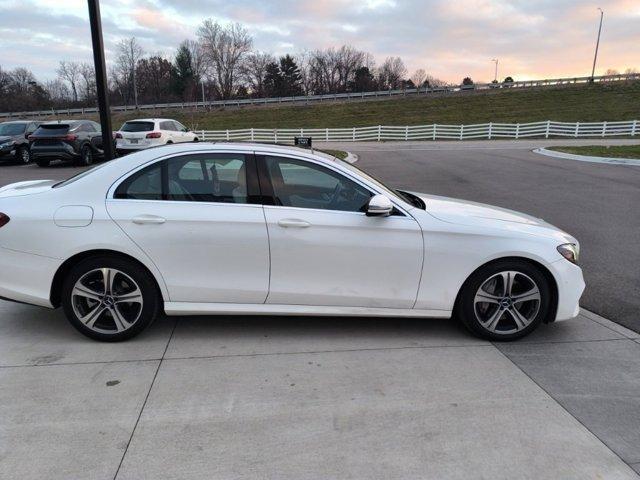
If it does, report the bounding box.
[0,138,638,331]
[323,139,640,333]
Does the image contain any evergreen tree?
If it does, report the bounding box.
[172,42,194,97]
[279,54,302,96]
[263,62,282,97]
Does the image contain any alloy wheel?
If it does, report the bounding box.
[473,270,541,335]
[21,148,31,164]
[71,268,144,334]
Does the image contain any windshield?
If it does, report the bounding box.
[0,123,26,136]
[121,121,154,132]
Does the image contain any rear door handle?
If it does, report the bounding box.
[132,215,166,225]
[278,219,311,228]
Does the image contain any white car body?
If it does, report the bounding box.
[0,143,584,324]
[115,118,198,153]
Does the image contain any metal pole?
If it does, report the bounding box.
[492,59,498,82]
[87,0,114,160]
[591,8,604,80]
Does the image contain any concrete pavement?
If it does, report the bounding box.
[1,299,639,479]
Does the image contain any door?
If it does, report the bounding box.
[257,154,424,309]
[107,152,269,304]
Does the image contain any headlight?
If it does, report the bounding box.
[557,243,579,264]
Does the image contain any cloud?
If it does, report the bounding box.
[0,0,638,83]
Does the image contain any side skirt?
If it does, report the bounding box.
[164,302,452,318]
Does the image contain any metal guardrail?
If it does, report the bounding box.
[198,120,639,142]
[2,73,639,119]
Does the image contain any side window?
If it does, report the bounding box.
[27,123,37,134]
[173,121,186,132]
[262,156,372,212]
[160,121,174,131]
[114,162,163,200]
[114,154,249,204]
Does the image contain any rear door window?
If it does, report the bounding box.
[35,124,71,135]
[160,121,175,131]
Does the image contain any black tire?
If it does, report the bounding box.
[79,144,94,166]
[455,259,551,341]
[36,158,50,167]
[18,146,32,164]
[61,255,161,341]
[193,137,199,142]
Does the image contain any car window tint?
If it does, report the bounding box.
[114,154,248,204]
[114,163,163,200]
[160,121,174,131]
[263,156,371,212]
[172,121,185,131]
[121,122,154,132]
[169,154,247,203]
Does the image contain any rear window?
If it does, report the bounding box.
[121,121,154,132]
[34,124,71,135]
[0,123,26,135]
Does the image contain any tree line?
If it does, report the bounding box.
[0,19,451,113]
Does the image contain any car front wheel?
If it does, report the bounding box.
[456,259,552,341]
[61,256,160,341]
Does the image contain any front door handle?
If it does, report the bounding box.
[278,218,311,228]
[132,215,166,225]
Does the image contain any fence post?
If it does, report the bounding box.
[325,128,329,141]
[432,124,436,141]
[251,128,254,141]
[574,122,580,138]
[632,120,638,136]
[459,124,464,140]
[545,120,550,138]
[405,125,409,141]
[377,125,381,141]
[352,127,356,141]
[515,123,520,139]
[201,129,205,141]
[274,129,278,143]
[488,122,493,140]
[226,130,229,141]
[300,128,303,137]
[602,121,607,137]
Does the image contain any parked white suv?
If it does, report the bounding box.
[115,118,198,154]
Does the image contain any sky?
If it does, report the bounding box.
[0,0,638,83]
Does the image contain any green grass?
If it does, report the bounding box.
[548,145,640,159]
[53,81,640,131]
[318,149,348,159]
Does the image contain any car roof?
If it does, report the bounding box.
[124,118,175,123]
[1,120,37,124]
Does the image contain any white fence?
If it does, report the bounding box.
[199,120,639,142]
[2,73,639,119]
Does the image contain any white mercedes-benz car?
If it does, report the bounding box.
[0,143,584,341]
[115,118,198,155]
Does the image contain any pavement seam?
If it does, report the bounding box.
[580,309,640,339]
[493,344,640,477]
[112,318,178,480]
[0,358,162,369]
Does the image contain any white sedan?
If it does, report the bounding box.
[0,143,584,341]
[115,118,198,154]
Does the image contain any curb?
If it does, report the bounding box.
[533,147,640,166]
[343,151,359,164]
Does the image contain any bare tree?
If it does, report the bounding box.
[411,69,426,88]
[115,37,144,107]
[624,67,638,74]
[44,78,71,103]
[378,57,407,89]
[335,45,365,91]
[197,20,252,99]
[79,62,96,101]
[56,61,81,102]
[242,51,275,97]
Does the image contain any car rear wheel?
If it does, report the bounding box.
[79,144,94,166]
[18,146,32,164]
[455,259,551,341]
[61,256,160,341]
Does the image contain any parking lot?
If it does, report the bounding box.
[1,139,640,479]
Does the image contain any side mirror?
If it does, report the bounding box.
[366,194,393,217]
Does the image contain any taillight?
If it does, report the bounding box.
[0,213,10,228]
[63,134,78,141]
[146,132,162,139]
[114,132,123,139]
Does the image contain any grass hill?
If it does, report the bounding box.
[80,81,640,131]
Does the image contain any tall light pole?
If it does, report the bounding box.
[591,8,604,80]
[492,59,499,82]
[87,0,114,160]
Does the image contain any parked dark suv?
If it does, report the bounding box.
[29,120,111,167]
[0,120,40,164]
